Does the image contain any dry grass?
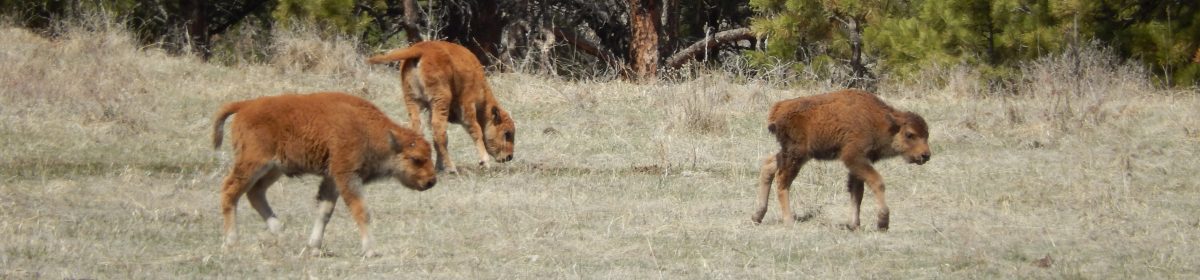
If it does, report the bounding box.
[2,19,1200,279]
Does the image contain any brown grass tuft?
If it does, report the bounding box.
[1015,41,1154,131]
[267,23,368,80]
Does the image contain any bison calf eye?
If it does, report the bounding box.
[504,131,514,142]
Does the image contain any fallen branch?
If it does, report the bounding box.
[665,28,756,69]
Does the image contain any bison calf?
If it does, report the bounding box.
[212,92,437,257]
[367,41,516,174]
[751,89,931,231]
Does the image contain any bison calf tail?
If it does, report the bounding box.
[366,48,424,65]
[211,101,244,149]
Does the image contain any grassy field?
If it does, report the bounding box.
[2,21,1199,279]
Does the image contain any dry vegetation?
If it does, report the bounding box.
[2,18,1200,279]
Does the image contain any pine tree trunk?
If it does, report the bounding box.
[629,0,661,81]
[443,1,505,66]
[181,0,212,60]
[844,16,874,90]
[402,0,422,43]
[662,0,680,55]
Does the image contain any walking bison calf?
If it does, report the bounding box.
[212,92,437,257]
[751,89,931,231]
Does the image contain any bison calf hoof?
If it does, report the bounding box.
[266,218,283,233]
[840,223,860,231]
[303,247,334,257]
[362,250,381,258]
[751,209,767,224]
[221,235,238,251]
[877,213,890,231]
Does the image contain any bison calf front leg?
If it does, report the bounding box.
[845,157,889,231]
[870,181,890,231]
[335,175,379,257]
[461,104,492,169]
[307,177,339,256]
[844,174,865,231]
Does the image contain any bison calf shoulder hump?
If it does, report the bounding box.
[212,92,437,257]
[752,89,931,231]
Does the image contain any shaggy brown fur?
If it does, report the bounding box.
[212,92,437,257]
[367,41,516,174]
[751,89,931,231]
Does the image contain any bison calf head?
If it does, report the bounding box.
[389,131,438,190]
[484,106,516,163]
[890,111,932,165]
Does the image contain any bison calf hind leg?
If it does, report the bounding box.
[246,170,284,234]
[220,160,276,249]
[754,154,820,225]
[773,155,808,225]
[752,155,777,224]
[427,88,459,175]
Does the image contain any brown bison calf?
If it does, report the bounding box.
[367,41,516,174]
[212,92,437,257]
[751,89,931,231]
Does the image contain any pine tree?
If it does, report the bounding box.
[749,0,900,88]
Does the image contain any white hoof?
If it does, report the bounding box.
[266,218,283,233]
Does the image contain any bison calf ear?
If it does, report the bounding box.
[389,131,417,152]
[388,132,404,152]
[491,107,502,125]
[885,113,902,134]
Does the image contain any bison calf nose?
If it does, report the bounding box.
[504,155,513,162]
[423,179,437,190]
[920,152,931,162]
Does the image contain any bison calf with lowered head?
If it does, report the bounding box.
[367,41,516,174]
[752,89,930,231]
[212,92,437,257]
